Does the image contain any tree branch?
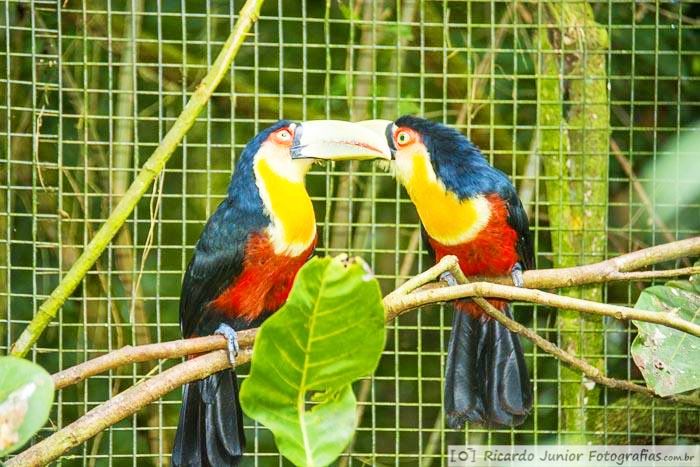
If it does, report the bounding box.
[472,236,700,289]
[469,297,698,407]
[52,332,257,390]
[10,237,700,465]
[383,280,700,337]
[8,351,250,467]
[439,261,699,408]
[46,238,700,391]
[610,138,679,248]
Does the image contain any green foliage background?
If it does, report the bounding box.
[1,0,698,465]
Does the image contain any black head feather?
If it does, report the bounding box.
[394,115,534,268]
[394,115,512,200]
[227,119,294,199]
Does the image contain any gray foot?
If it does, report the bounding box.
[215,323,240,367]
[440,271,459,287]
[511,262,525,288]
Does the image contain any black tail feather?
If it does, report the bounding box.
[444,305,532,429]
[172,382,204,464]
[444,310,485,427]
[172,369,245,467]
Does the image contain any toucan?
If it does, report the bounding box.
[171,120,391,466]
[360,116,533,428]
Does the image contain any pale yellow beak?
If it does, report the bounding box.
[357,120,396,159]
[290,120,392,161]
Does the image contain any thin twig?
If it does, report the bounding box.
[399,228,423,279]
[341,0,420,446]
[469,298,697,406]
[420,410,444,467]
[455,5,514,126]
[111,0,154,362]
[610,138,680,249]
[443,264,698,408]
[130,171,165,323]
[636,2,700,26]
[330,1,386,252]
[32,103,48,192]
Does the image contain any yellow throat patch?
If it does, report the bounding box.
[404,154,491,245]
[254,158,316,255]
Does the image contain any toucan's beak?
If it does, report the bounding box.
[357,120,396,159]
[291,120,392,161]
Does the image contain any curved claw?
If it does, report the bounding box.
[215,323,240,368]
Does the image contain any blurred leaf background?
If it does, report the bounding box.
[0,0,699,465]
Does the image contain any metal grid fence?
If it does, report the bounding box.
[1,0,699,465]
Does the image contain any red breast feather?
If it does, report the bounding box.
[211,233,316,321]
[428,194,518,316]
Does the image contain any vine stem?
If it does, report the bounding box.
[9,0,265,358]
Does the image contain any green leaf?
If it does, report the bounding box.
[0,356,55,455]
[631,267,700,397]
[240,256,386,467]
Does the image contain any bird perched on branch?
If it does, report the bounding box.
[360,116,533,428]
[172,120,391,466]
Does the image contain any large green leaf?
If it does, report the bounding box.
[0,356,55,456]
[631,265,700,397]
[240,256,386,467]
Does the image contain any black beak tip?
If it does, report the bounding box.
[289,147,302,160]
[290,124,304,159]
[384,122,397,158]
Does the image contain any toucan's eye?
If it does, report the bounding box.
[396,130,412,146]
[272,128,293,145]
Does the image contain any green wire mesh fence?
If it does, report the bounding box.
[1,0,699,465]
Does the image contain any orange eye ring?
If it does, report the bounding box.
[272,127,294,145]
[394,129,414,147]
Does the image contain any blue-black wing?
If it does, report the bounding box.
[179,199,267,338]
[500,184,534,270]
